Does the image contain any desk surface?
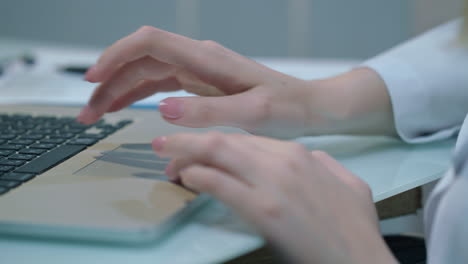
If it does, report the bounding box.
[0,39,455,264]
[2,136,454,264]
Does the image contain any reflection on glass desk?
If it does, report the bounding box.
[297,135,454,201]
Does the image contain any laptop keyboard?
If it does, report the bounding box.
[0,114,132,195]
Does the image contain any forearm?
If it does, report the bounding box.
[304,67,397,136]
[304,18,468,140]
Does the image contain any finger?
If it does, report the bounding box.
[86,26,265,90]
[108,69,227,113]
[164,157,195,181]
[79,57,175,124]
[164,134,277,183]
[107,77,181,112]
[309,151,372,198]
[158,89,268,129]
[175,70,226,97]
[152,132,259,184]
[179,164,265,222]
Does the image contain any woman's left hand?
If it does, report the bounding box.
[152,132,396,264]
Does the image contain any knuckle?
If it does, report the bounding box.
[280,143,309,172]
[195,40,227,65]
[201,40,222,49]
[288,142,309,156]
[135,26,159,49]
[258,200,282,218]
[309,150,330,161]
[137,25,157,35]
[203,132,226,153]
[283,155,301,174]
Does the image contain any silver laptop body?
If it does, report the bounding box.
[0,104,227,244]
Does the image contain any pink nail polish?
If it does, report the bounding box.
[152,136,167,151]
[159,98,183,119]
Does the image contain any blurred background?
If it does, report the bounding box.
[0,0,463,60]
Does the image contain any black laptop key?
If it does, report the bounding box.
[9,154,36,160]
[29,143,57,149]
[117,120,133,128]
[68,138,98,146]
[8,129,27,135]
[9,139,35,145]
[96,124,116,130]
[20,134,45,140]
[0,150,14,156]
[68,123,92,129]
[0,165,14,172]
[34,128,54,134]
[2,172,35,182]
[0,134,17,140]
[11,114,32,119]
[0,134,16,140]
[0,144,24,150]
[57,117,75,123]
[0,180,20,188]
[40,138,66,144]
[0,125,11,131]
[0,186,8,195]
[52,132,76,139]
[16,124,36,130]
[79,133,106,139]
[0,159,25,167]
[19,148,46,155]
[41,124,63,130]
[16,144,86,174]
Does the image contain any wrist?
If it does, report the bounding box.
[303,68,396,136]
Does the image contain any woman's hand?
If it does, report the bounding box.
[77,26,396,138]
[77,26,313,138]
[78,26,396,138]
[152,132,397,264]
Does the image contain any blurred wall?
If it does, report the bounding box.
[0,0,463,59]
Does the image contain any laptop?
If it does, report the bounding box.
[0,103,235,244]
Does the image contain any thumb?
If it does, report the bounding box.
[159,92,267,130]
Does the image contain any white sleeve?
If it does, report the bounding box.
[362,19,468,143]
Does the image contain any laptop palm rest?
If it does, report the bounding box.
[0,143,196,242]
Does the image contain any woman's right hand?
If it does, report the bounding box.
[152,132,397,264]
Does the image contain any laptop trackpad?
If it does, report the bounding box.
[76,143,169,181]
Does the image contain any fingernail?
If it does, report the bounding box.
[152,136,167,152]
[159,98,183,119]
[165,163,175,180]
[85,65,97,82]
